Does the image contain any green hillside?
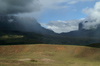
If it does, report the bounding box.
[0,44,100,66]
[0,31,100,45]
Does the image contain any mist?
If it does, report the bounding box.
[82,1,100,30]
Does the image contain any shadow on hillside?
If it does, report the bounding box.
[86,43,100,48]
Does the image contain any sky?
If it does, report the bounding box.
[34,0,100,33]
[38,0,96,23]
[0,0,100,33]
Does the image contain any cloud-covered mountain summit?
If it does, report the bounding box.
[0,15,55,35]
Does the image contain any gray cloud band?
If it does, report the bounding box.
[0,0,41,15]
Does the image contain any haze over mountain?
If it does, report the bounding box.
[0,15,55,35]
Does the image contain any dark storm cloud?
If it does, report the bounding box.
[0,0,41,15]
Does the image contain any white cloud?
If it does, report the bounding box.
[68,1,77,4]
[39,0,68,10]
[39,0,94,10]
[44,20,81,33]
[68,0,94,4]
[82,1,100,29]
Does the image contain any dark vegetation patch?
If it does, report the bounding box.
[0,30,100,45]
[86,43,100,48]
[30,59,38,62]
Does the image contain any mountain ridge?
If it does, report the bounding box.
[0,16,100,45]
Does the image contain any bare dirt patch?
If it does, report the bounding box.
[39,58,54,63]
[18,58,54,63]
[19,58,31,61]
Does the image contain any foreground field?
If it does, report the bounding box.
[0,44,100,66]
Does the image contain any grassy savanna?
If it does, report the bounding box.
[0,44,100,66]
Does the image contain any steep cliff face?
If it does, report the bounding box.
[79,21,88,31]
[0,15,55,35]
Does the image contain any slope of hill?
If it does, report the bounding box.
[0,44,100,66]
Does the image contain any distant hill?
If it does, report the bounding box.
[0,30,100,45]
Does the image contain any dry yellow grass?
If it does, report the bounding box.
[0,44,100,66]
